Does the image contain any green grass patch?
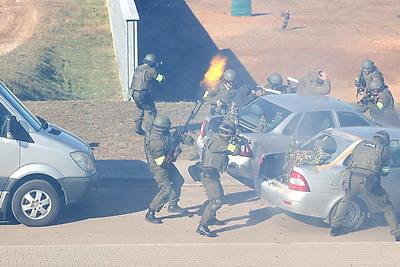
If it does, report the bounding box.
[0,0,121,101]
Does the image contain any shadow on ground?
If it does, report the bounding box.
[135,0,255,102]
[54,181,263,226]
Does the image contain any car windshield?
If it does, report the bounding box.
[237,98,292,133]
[0,83,42,131]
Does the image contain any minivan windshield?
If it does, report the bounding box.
[237,98,292,133]
[0,83,42,131]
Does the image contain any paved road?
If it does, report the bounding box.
[1,160,399,266]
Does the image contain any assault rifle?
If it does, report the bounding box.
[161,101,203,167]
[355,70,366,101]
[357,92,377,106]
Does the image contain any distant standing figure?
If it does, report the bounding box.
[128,54,165,135]
[281,9,290,30]
[296,70,331,95]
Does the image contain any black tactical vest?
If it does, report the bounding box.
[349,139,383,174]
[131,64,152,91]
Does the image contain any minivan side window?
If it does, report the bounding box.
[0,103,12,138]
[337,111,371,127]
[297,111,333,136]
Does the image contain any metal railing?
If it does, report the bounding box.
[107,0,139,100]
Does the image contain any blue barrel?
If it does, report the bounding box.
[231,0,252,17]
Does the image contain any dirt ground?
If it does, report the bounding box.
[184,0,400,103]
[2,0,400,103]
[2,0,400,160]
[0,0,39,56]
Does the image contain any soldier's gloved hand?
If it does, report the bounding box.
[366,101,376,108]
[182,133,195,145]
[354,77,360,87]
[173,146,182,159]
[229,136,239,145]
[355,102,367,113]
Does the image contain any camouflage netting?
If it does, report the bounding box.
[282,138,331,181]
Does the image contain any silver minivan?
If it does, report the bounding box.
[0,82,97,226]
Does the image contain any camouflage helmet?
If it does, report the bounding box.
[153,115,171,131]
[268,73,283,85]
[219,119,236,135]
[143,54,157,64]
[369,79,383,91]
[223,69,237,83]
[361,59,374,69]
[374,130,390,145]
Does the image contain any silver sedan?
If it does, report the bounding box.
[254,126,400,230]
[197,94,376,180]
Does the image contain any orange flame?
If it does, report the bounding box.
[200,54,227,90]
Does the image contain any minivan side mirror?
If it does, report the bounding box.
[5,115,34,143]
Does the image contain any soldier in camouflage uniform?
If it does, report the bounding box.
[296,70,331,95]
[330,131,400,241]
[203,69,237,115]
[144,115,193,224]
[196,119,240,237]
[128,54,165,135]
[356,79,397,126]
[265,73,290,94]
[281,9,290,30]
[354,59,384,96]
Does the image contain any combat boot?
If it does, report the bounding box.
[395,235,400,242]
[145,208,162,224]
[330,226,344,237]
[196,224,218,237]
[135,126,146,136]
[208,217,227,225]
[168,203,186,214]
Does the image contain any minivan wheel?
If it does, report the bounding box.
[330,198,366,230]
[11,180,60,227]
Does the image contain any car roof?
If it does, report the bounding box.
[261,94,356,113]
[329,126,400,140]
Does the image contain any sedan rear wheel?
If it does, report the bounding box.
[330,198,366,230]
[11,180,60,227]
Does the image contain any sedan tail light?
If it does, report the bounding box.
[239,143,252,157]
[199,120,207,137]
[288,171,310,192]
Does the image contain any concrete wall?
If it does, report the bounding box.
[107,0,139,101]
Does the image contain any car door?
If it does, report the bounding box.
[0,102,20,196]
[381,139,400,210]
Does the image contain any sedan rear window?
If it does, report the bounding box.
[237,98,292,133]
